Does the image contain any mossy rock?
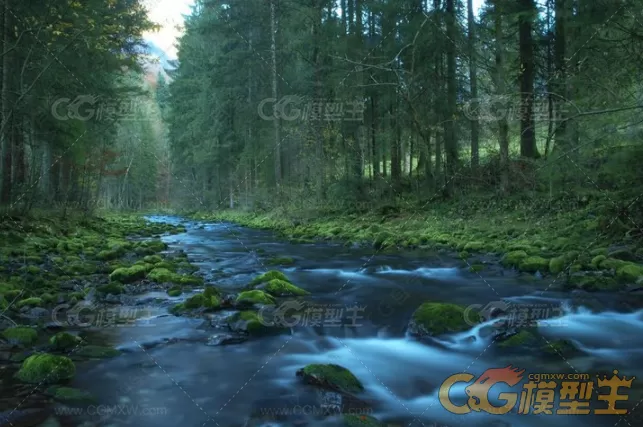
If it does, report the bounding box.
[96,247,126,261]
[498,330,537,348]
[296,363,364,394]
[599,258,629,271]
[167,286,183,297]
[17,297,43,308]
[463,241,485,252]
[608,249,637,262]
[147,268,178,283]
[343,415,385,427]
[75,345,120,359]
[591,255,607,269]
[138,239,167,253]
[15,353,75,384]
[501,250,528,267]
[568,274,621,291]
[519,256,549,273]
[2,327,38,346]
[47,386,95,403]
[372,232,393,249]
[236,290,275,306]
[183,293,221,310]
[265,256,295,266]
[616,264,643,283]
[408,302,471,337]
[227,310,270,336]
[260,279,310,297]
[109,265,146,283]
[549,256,566,274]
[249,270,289,286]
[97,283,125,295]
[50,332,82,351]
[143,255,163,264]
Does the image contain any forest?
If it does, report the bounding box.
[1,1,643,427]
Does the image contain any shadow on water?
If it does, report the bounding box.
[64,215,643,427]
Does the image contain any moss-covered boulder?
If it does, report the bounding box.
[249,270,289,286]
[2,327,38,346]
[167,286,183,297]
[407,302,471,337]
[463,241,485,252]
[259,279,310,297]
[143,255,163,264]
[75,345,120,359]
[236,290,275,306]
[97,283,125,295]
[50,332,82,351]
[616,264,643,282]
[296,364,364,394]
[227,311,270,336]
[501,250,528,268]
[519,256,549,273]
[109,265,146,283]
[15,353,75,384]
[16,297,43,308]
[498,330,537,348]
[549,256,566,274]
[183,293,220,310]
[591,255,607,269]
[147,268,177,283]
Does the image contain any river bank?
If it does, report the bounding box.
[191,193,643,293]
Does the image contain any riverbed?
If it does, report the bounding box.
[68,216,643,427]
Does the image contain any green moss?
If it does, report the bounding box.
[138,239,167,253]
[167,286,183,297]
[203,286,220,298]
[343,415,385,427]
[599,258,629,271]
[616,264,643,282]
[15,353,76,384]
[591,255,607,269]
[17,297,43,308]
[569,275,621,291]
[236,290,276,305]
[143,255,163,264]
[498,330,536,347]
[228,310,269,335]
[41,293,55,303]
[47,386,95,403]
[2,327,38,346]
[549,257,566,274]
[249,270,289,286]
[262,279,310,296]
[183,293,220,310]
[96,247,126,261]
[265,256,295,266]
[519,256,549,273]
[75,345,120,359]
[109,265,146,283]
[50,332,82,351]
[501,250,528,267]
[463,241,484,252]
[459,251,470,259]
[147,268,176,283]
[97,283,125,295]
[410,302,471,336]
[299,364,364,394]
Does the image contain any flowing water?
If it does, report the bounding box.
[69,216,643,427]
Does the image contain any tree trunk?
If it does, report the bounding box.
[444,0,458,195]
[467,0,479,169]
[270,0,281,189]
[493,0,509,193]
[519,0,539,158]
[1,0,11,204]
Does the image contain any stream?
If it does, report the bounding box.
[68,216,643,427]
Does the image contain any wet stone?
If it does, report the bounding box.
[206,333,247,346]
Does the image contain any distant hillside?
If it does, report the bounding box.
[141,40,175,86]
